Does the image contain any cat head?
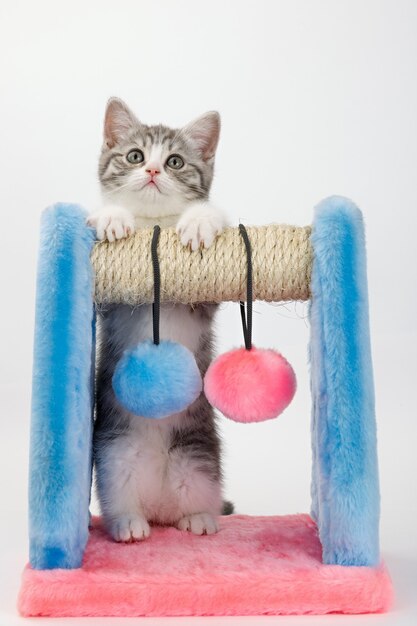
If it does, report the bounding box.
[99,98,220,217]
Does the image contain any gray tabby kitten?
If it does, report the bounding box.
[88,98,229,542]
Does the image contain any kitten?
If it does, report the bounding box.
[88,98,229,542]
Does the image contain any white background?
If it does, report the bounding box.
[0,0,416,624]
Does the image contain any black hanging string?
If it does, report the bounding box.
[152,223,252,349]
[239,224,253,350]
[151,225,161,346]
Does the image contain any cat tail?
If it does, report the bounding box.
[222,500,235,515]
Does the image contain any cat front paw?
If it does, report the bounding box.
[87,205,135,242]
[176,202,226,251]
[177,512,219,535]
[108,514,151,542]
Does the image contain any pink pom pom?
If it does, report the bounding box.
[204,347,296,423]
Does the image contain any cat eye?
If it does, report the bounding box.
[166,154,184,170]
[126,149,144,164]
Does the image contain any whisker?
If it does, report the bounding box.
[101,178,138,197]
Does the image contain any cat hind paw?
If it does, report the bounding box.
[177,512,219,535]
[109,515,151,542]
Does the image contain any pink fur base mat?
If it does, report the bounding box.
[18,514,393,617]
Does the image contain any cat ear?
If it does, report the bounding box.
[182,111,220,161]
[103,98,140,148]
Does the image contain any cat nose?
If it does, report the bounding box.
[146,167,160,177]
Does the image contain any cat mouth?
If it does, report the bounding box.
[146,179,160,192]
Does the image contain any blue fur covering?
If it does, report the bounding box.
[310,196,380,566]
[27,197,380,571]
[113,339,203,419]
[29,204,95,569]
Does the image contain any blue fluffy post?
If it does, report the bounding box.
[29,204,95,569]
[310,196,380,566]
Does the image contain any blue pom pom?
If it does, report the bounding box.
[112,340,202,419]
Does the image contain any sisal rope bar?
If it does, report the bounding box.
[91,224,313,305]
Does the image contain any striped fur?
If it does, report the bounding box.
[92,99,230,542]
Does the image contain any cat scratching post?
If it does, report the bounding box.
[18,196,393,617]
[91,224,313,304]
